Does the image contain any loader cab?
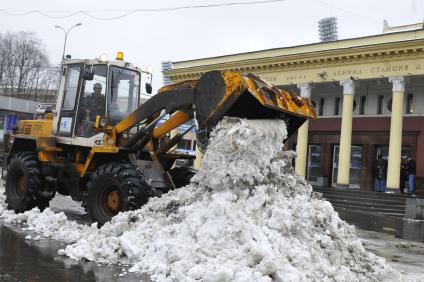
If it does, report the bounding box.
[54,58,144,145]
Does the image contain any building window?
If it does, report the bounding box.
[377,146,411,161]
[387,98,392,112]
[406,93,414,114]
[377,95,384,114]
[359,96,366,115]
[319,98,325,116]
[334,97,341,115]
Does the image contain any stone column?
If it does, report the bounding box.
[386,76,405,189]
[337,79,355,188]
[295,83,312,177]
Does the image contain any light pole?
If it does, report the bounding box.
[54,23,82,62]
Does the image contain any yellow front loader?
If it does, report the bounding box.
[5,55,316,224]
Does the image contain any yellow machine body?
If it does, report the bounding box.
[11,70,316,178]
[17,119,53,137]
[6,64,316,224]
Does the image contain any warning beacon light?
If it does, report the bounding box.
[116,51,124,61]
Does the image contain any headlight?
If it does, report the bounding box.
[99,53,108,62]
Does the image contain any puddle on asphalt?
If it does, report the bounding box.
[0,224,151,282]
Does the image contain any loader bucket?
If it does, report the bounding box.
[194,70,317,149]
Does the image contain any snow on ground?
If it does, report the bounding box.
[0,118,409,281]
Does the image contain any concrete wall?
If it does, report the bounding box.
[0,96,38,114]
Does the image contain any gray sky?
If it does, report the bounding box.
[0,0,423,90]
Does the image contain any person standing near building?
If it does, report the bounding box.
[406,156,416,195]
[399,159,406,194]
[373,155,387,192]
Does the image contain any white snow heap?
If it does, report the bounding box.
[0,118,403,281]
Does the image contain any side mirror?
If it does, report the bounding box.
[145,83,152,94]
[83,69,94,80]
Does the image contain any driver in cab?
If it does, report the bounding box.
[76,83,106,137]
[84,83,106,120]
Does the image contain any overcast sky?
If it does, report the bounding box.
[0,0,423,90]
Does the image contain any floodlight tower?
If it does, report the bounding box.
[318,17,338,42]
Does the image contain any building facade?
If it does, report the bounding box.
[165,24,424,192]
[0,95,44,144]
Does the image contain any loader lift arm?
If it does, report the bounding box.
[108,70,316,153]
[114,87,195,150]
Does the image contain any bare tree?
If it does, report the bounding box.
[0,31,59,102]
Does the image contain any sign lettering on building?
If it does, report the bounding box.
[332,69,363,77]
[258,58,424,85]
[370,65,409,73]
[36,103,56,113]
[261,76,278,82]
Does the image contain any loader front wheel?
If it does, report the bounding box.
[86,163,152,225]
[5,152,48,213]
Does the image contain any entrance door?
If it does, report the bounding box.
[332,145,362,188]
[376,145,411,190]
[307,145,321,185]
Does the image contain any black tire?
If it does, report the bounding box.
[86,162,152,225]
[168,166,197,188]
[5,152,49,212]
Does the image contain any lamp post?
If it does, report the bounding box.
[54,23,82,62]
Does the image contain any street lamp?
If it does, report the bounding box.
[54,23,82,62]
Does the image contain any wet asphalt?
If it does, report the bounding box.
[0,224,148,282]
[0,194,152,282]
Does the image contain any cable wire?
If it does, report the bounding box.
[0,0,380,23]
[0,0,286,20]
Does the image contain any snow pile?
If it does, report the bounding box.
[0,206,95,243]
[0,118,403,281]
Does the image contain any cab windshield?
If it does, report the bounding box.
[108,66,140,125]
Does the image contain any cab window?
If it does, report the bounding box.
[62,67,81,110]
[75,65,107,137]
[108,66,140,125]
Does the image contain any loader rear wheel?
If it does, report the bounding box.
[169,166,197,189]
[5,152,49,212]
[86,162,152,225]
